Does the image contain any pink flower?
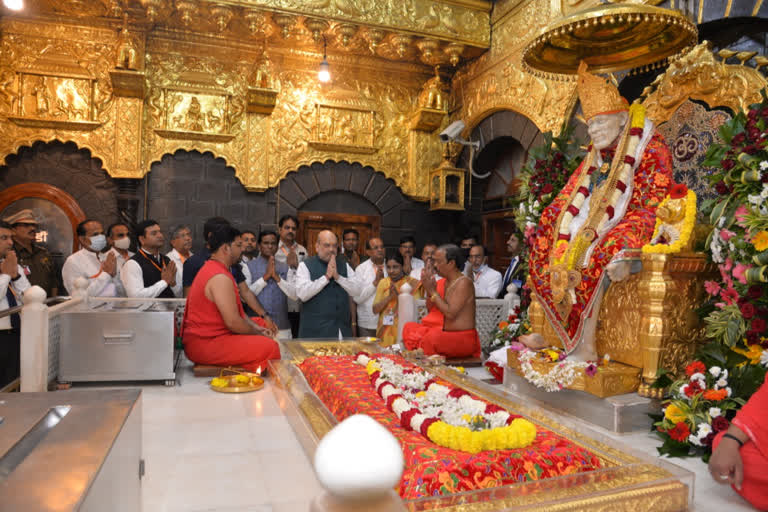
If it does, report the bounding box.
[524,224,535,240]
[721,287,740,305]
[733,263,751,285]
[719,229,736,241]
[723,258,734,272]
[704,280,721,296]
[585,363,598,377]
[735,205,749,227]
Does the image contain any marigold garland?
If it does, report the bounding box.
[642,188,697,254]
[357,353,537,453]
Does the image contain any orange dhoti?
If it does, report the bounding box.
[401,279,481,358]
[183,260,281,372]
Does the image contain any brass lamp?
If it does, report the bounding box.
[429,158,466,211]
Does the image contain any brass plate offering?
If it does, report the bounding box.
[210,370,264,394]
[523,4,697,78]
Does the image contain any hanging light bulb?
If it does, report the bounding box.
[3,0,24,10]
[318,36,331,83]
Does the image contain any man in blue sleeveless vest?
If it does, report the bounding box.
[247,230,296,340]
[296,230,362,338]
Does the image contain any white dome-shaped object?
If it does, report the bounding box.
[314,414,404,501]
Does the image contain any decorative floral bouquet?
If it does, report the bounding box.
[651,94,768,461]
[483,305,526,356]
[653,356,748,461]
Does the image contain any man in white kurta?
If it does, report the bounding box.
[353,237,387,337]
[62,220,118,297]
[466,245,502,298]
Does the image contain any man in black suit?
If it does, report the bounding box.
[498,230,524,298]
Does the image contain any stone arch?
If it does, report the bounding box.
[277,160,463,249]
[460,110,546,213]
[277,160,408,222]
[0,140,120,228]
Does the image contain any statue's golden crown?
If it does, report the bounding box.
[577,61,628,121]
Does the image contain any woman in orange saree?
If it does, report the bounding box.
[372,251,422,346]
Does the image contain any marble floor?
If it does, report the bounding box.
[97,359,755,512]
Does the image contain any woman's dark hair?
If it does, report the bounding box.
[209,225,241,252]
[385,250,404,266]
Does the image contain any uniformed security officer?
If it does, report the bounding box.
[4,209,60,297]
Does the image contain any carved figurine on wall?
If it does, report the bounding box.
[418,66,449,111]
[519,62,674,361]
[252,52,275,89]
[31,76,50,116]
[115,14,140,71]
[186,96,204,132]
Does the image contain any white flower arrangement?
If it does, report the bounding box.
[355,354,514,430]
[517,349,588,392]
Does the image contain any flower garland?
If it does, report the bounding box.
[642,186,697,254]
[554,104,647,268]
[355,353,537,453]
[517,348,589,392]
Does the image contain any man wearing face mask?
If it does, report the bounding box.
[62,219,119,297]
[105,223,134,297]
[0,220,31,387]
[183,225,280,371]
[121,219,179,298]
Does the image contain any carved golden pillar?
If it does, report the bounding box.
[637,253,673,398]
[245,113,271,191]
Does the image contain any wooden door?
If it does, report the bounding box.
[482,211,518,272]
[298,211,381,256]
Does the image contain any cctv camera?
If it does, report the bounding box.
[439,120,465,142]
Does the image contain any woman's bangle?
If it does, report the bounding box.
[723,433,745,447]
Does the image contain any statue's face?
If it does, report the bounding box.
[587,111,628,150]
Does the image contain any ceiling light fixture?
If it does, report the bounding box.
[3,0,24,10]
[318,35,331,83]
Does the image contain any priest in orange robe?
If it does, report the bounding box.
[402,244,480,358]
[183,225,280,371]
[709,372,768,510]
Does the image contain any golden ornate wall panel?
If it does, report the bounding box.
[0,18,144,178]
[453,0,577,135]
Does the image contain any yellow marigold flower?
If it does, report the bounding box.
[753,231,768,252]
[733,344,763,365]
[415,391,426,398]
[664,403,687,424]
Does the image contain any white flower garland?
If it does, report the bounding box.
[356,353,514,429]
[517,349,588,392]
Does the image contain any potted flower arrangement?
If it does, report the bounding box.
[652,93,768,461]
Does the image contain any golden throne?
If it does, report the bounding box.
[523,42,767,398]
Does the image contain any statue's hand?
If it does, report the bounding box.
[606,261,631,282]
[518,333,548,350]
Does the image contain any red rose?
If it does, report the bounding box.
[747,331,760,345]
[685,380,703,398]
[721,159,736,170]
[712,416,730,433]
[669,183,688,199]
[715,181,730,195]
[685,360,706,377]
[740,302,756,320]
[732,133,746,145]
[542,183,554,194]
[752,317,767,334]
[702,432,716,447]
[668,422,691,442]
